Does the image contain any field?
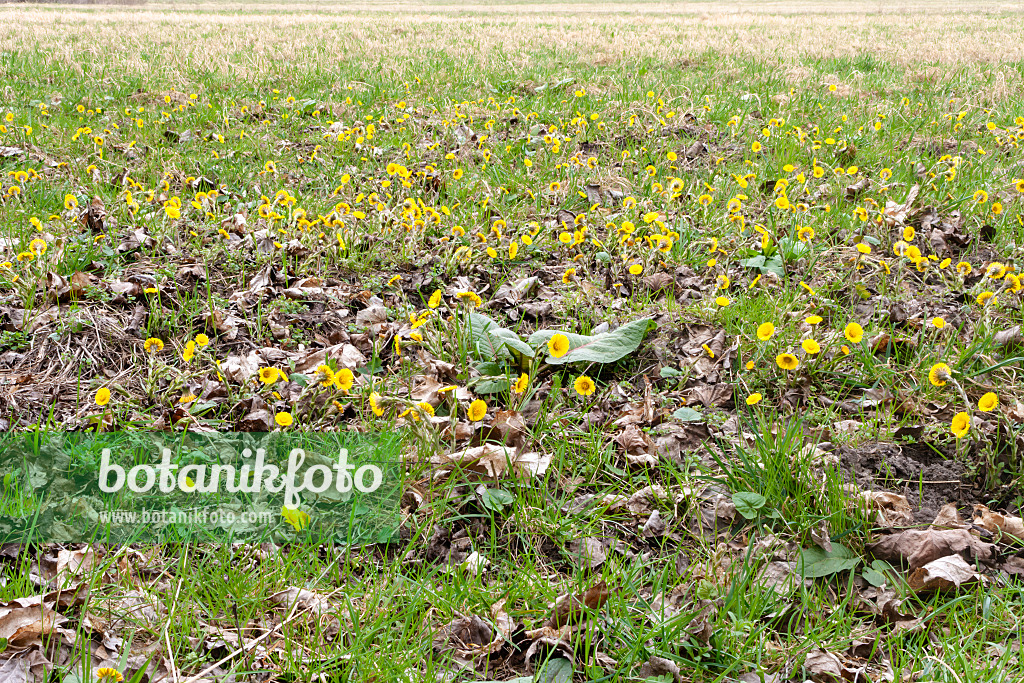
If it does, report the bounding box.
[1,0,1024,681]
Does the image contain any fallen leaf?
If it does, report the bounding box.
[866,529,996,570]
[907,554,982,592]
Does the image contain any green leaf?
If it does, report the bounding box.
[797,543,861,578]
[862,567,886,587]
[467,312,534,362]
[528,318,654,365]
[732,492,766,520]
[672,406,703,422]
[660,366,683,378]
[535,658,573,683]
[480,487,514,512]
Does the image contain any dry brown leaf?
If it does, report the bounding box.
[268,587,333,617]
[973,505,1024,542]
[907,554,983,592]
[866,529,996,570]
[545,580,610,629]
[931,503,966,529]
[862,491,914,528]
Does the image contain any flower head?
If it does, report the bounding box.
[259,367,280,385]
[573,375,596,397]
[978,392,999,412]
[801,339,821,355]
[369,392,384,417]
[844,323,864,344]
[756,322,775,341]
[776,353,799,370]
[143,338,164,353]
[275,411,293,427]
[96,668,124,683]
[746,393,762,406]
[468,399,487,421]
[194,333,210,347]
[547,333,570,359]
[95,387,111,407]
[951,411,970,438]
[928,363,952,387]
[513,373,529,394]
[334,368,354,392]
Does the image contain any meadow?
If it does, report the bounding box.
[1,0,1024,681]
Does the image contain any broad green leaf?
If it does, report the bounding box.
[797,543,861,578]
[467,312,534,361]
[672,406,703,422]
[660,366,683,378]
[528,318,654,365]
[862,567,886,587]
[535,658,573,683]
[732,491,766,520]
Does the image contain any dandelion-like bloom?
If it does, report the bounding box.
[746,393,762,406]
[756,323,775,341]
[956,261,972,276]
[194,333,210,347]
[978,392,999,412]
[334,368,354,392]
[715,296,730,307]
[317,364,336,387]
[805,315,823,326]
[96,668,124,683]
[977,291,996,306]
[468,399,487,421]
[932,317,946,329]
[143,338,164,353]
[844,323,864,343]
[776,353,799,370]
[801,339,821,355]
[64,194,79,211]
[928,363,952,387]
[259,367,280,385]
[513,373,529,394]
[548,333,570,358]
[950,412,970,438]
[275,411,293,427]
[574,375,596,396]
[629,264,643,275]
[428,290,443,309]
[182,341,196,363]
[856,243,871,254]
[369,392,384,416]
[95,387,111,407]
[29,238,46,256]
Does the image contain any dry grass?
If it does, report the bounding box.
[1,0,1023,89]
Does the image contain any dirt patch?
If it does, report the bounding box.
[840,440,985,524]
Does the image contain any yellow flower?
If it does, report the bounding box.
[932,317,946,329]
[797,225,814,241]
[194,333,210,347]
[29,238,46,256]
[275,411,293,427]
[428,290,443,309]
[717,275,730,290]
[902,226,916,242]
[468,399,487,421]
[317,364,336,387]
[746,393,762,406]
[573,375,596,396]
[281,505,310,531]
[756,322,775,341]
[956,261,972,275]
[548,333,570,358]
[94,387,111,407]
[776,353,799,370]
[509,241,519,259]
[973,189,988,204]
[96,668,124,683]
[928,363,952,387]
[562,267,576,284]
[629,264,643,276]
[844,323,864,343]
[179,394,196,404]
[978,392,999,412]
[369,391,384,416]
[856,243,871,254]
[334,368,354,392]
[801,339,821,355]
[143,338,164,353]
[259,367,280,385]
[976,291,996,306]
[513,373,529,394]
[715,296,730,307]
[853,206,868,221]
[64,194,79,211]
[841,345,850,355]
[182,341,196,363]
[950,411,970,438]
